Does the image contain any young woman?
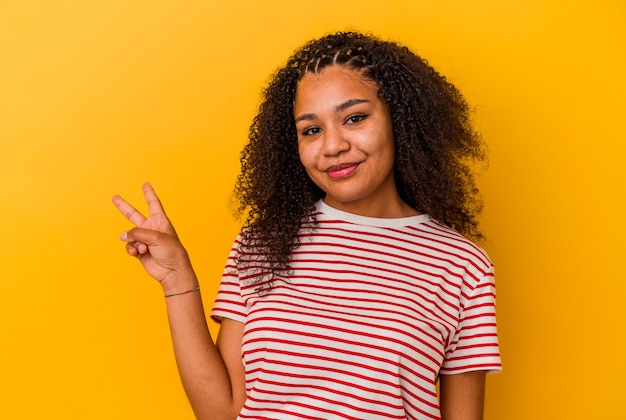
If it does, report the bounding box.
[113,31,501,420]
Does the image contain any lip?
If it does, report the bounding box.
[326,162,359,179]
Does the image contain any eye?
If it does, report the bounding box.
[301,126,322,136]
[345,114,368,125]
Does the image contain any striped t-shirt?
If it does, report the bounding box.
[211,200,501,420]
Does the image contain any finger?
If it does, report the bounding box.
[121,226,163,246]
[125,241,149,257]
[125,242,139,256]
[136,242,149,255]
[142,182,167,217]
[112,194,147,226]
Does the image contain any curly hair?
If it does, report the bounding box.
[234,31,486,285]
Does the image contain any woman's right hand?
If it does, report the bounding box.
[112,183,196,293]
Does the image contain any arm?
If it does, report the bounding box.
[112,183,246,419]
[439,371,487,420]
[165,281,246,419]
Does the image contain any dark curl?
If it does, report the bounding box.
[234,31,487,282]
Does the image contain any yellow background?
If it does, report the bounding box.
[1,0,624,418]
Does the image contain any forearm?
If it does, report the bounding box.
[164,274,239,420]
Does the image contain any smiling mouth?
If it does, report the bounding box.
[326,163,359,179]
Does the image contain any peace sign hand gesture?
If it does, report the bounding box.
[112,183,196,294]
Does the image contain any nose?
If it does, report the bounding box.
[321,125,350,156]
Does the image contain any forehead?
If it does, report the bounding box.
[294,66,379,110]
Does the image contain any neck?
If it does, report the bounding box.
[322,196,419,218]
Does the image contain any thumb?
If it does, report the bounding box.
[120,227,164,245]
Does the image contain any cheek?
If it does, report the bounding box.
[365,129,395,160]
[297,143,315,169]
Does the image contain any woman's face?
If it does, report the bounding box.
[294,65,403,217]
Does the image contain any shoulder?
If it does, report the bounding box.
[419,218,492,270]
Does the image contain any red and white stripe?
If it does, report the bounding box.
[212,201,501,420]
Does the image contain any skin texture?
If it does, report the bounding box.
[440,371,487,420]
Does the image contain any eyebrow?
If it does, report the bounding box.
[294,98,370,123]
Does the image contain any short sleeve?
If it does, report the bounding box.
[210,239,248,324]
[440,265,502,374]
